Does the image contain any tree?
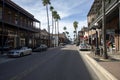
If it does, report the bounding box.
[42,0,51,47]
[56,14,61,46]
[73,21,78,40]
[50,6,54,37]
[66,31,69,38]
[63,26,67,31]
[52,10,57,35]
[52,10,59,46]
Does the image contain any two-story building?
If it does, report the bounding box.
[87,0,120,52]
[0,0,40,50]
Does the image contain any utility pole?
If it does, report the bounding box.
[102,0,108,59]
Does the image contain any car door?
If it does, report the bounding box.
[23,48,27,55]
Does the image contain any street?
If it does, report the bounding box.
[0,45,98,80]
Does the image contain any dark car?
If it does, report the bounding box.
[33,44,47,52]
[0,46,12,54]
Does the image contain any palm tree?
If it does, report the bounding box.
[73,31,76,34]
[52,10,57,46]
[52,10,61,46]
[52,11,57,35]
[73,21,78,39]
[63,26,67,31]
[66,31,69,38]
[56,14,60,45]
[50,6,54,36]
[42,0,51,47]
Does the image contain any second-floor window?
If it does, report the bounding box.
[24,18,26,26]
[8,11,11,22]
[15,14,18,24]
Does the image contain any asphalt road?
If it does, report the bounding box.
[0,45,98,80]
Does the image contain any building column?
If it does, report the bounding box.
[102,0,108,59]
[118,4,120,51]
[1,0,5,54]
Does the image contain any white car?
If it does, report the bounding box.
[7,47,32,57]
[79,43,91,51]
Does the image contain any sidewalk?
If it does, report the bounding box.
[88,51,120,80]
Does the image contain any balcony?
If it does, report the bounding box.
[90,0,118,27]
[0,18,39,33]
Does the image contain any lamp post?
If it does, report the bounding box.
[94,23,100,55]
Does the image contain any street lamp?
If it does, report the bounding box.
[90,23,100,55]
[94,23,100,55]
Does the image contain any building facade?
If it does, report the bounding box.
[87,0,120,52]
[40,29,49,46]
[0,0,40,50]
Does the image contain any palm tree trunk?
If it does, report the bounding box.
[57,21,59,46]
[55,21,57,47]
[75,29,77,43]
[46,5,50,47]
[51,16,54,47]
[52,16,54,39]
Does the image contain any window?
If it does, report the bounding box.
[0,7,2,19]
[15,14,18,24]
[8,11,11,21]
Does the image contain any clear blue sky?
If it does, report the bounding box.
[12,0,94,38]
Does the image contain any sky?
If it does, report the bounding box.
[11,0,94,38]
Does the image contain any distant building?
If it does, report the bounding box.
[40,29,49,46]
[51,33,68,47]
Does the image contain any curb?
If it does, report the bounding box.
[85,54,118,80]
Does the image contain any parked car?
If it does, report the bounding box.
[59,43,65,46]
[0,46,12,53]
[79,43,91,51]
[32,44,47,52]
[7,47,32,57]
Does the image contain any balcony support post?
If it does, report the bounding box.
[102,0,108,59]
[118,4,120,51]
